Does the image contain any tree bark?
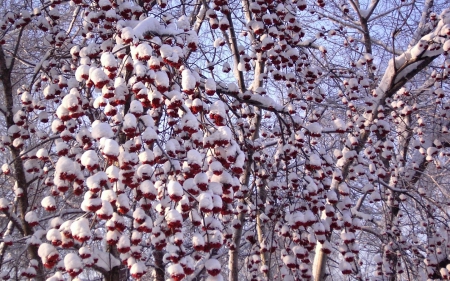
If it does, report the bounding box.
[0,45,45,281]
[154,250,165,281]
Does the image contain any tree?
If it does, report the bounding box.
[0,0,450,280]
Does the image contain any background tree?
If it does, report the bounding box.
[0,0,450,280]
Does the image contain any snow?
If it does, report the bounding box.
[339,260,352,274]
[46,271,64,281]
[186,30,199,47]
[444,40,450,52]
[134,63,147,78]
[136,164,154,180]
[290,211,305,226]
[198,192,213,211]
[182,69,196,92]
[139,180,157,197]
[100,138,119,159]
[90,68,109,86]
[25,211,38,224]
[81,150,99,169]
[61,93,79,111]
[309,154,321,167]
[165,139,180,155]
[160,44,173,59]
[155,71,169,89]
[373,10,450,101]
[140,114,155,128]
[120,26,135,43]
[212,194,223,209]
[38,243,58,258]
[192,232,205,247]
[79,247,91,259]
[359,9,369,18]
[41,196,56,210]
[58,220,73,236]
[209,100,226,116]
[106,229,120,243]
[104,165,119,183]
[70,218,91,241]
[333,119,346,131]
[64,253,82,270]
[166,209,182,223]
[133,17,162,39]
[306,123,322,135]
[118,235,131,250]
[167,263,184,275]
[97,200,113,218]
[130,100,143,116]
[92,122,114,140]
[140,216,153,232]
[211,160,224,172]
[282,255,296,266]
[0,198,8,211]
[181,112,199,131]
[92,248,120,270]
[130,261,146,276]
[187,149,203,165]
[172,46,184,60]
[46,229,62,243]
[142,127,157,143]
[86,172,107,191]
[177,15,190,30]
[136,43,153,59]
[206,275,224,281]
[205,78,216,92]
[168,180,183,198]
[75,65,90,82]
[117,194,130,212]
[123,113,137,129]
[133,208,146,222]
[205,258,221,271]
[148,56,161,69]
[55,105,69,120]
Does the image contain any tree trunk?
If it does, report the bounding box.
[154,250,165,281]
[102,266,127,281]
[0,45,45,281]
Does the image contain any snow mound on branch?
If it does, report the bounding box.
[41,196,56,210]
[248,93,282,111]
[374,8,450,100]
[133,17,163,38]
[70,218,91,241]
[81,150,99,169]
[92,122,114,140]
[130,261,146,278]
[168,180,183,199]
[187,149,203,165]
[182,69,196,92]
[0,198,9,210]
[38,243,57,258]
[55,157,77,175]
[64,253,82,272]
[100,138,119,158]
[92,248,120,270]
[205,258,221,272]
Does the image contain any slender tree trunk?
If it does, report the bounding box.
[102,265,127,281]
[229,112,262,281]
[154,250,165,281]
[0,45,45,281]
[228,211,246,281]
[256,185,270,280]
